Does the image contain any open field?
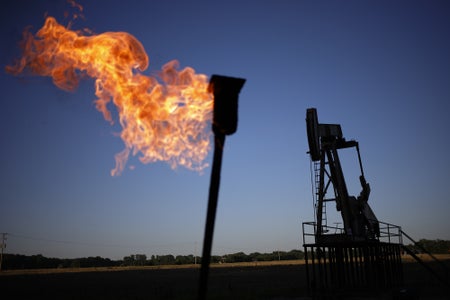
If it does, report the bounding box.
[1,256,449,299]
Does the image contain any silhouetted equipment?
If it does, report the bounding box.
[306,108,379,241]
[303,108,404,297]
[208,75,245,136]
[198,75,245,300]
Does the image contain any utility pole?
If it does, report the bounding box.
[0,233,7,271]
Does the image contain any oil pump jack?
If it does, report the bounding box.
[302,108,405,296]
[306,108,379,242]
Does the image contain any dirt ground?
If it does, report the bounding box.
[0,259,448,299]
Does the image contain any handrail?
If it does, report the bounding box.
[377,220,402,244]
[401,230,441,264]
[302,221,449,287]
[401,230,448,285]
[302,220,403,245]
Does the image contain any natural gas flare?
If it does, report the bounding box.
[6,16,213,176]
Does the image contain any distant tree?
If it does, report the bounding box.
[122,254,146,266]
[1,248,314,270]
[186,254,195,264]
[175,255,195,265]
[223,252,250,263]
[148,255,157,265]
[135,254,147,266]
[285,249,304,260]
[71,259,81,268]
[122,255,135,266]
[408,239,450,254]
[211,255,221,263]
[248,252,260,261]
[159,254,175,265]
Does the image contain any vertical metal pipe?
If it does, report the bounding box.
[317,247,323,289]
[198,75,244,300]
[304,246,312,296]
[198,133,225,300]
[311,246,316,291]
[329,246,336,288]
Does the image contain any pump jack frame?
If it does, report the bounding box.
[303,108,404,297]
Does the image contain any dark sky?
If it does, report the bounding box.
[1,0,449,259]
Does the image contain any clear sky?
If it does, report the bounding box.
[1,0,449,260]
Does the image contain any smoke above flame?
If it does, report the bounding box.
[6,16,213,176]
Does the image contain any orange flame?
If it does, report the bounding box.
[6,17,213,175]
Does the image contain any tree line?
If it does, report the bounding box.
[1,249,304,270]
[2,239,448,270]
[122,249,304,267]
[2,254,118,270]
[405,239,450,254]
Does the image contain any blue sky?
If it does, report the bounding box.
[1,0,449,260]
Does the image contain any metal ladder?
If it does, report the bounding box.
[313,160,327,229]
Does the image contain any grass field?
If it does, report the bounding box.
[0,256,449,299]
